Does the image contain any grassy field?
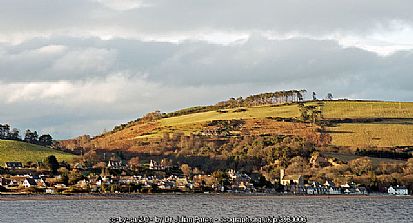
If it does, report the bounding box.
[159,101,413,128]
[134,105,300,139]
[138,104,301,138]
[319,101,413,148]
[0,140,76,166]
[160,104,300,126]
[323,101,413,119]
[328,123,413,148]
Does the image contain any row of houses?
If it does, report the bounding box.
[1,160,410,195]
[1,159,258,194]
[304,181,368,195]
[388,185,409,195]
[0,174,67,193]
[0,172,253,194]
[279,169,408,195]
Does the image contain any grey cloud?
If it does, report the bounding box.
[0,43,117,81]
[1,1,413,40]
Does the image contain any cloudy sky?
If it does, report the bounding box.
[1,0,413,139]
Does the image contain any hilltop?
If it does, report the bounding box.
[0,140,76,166]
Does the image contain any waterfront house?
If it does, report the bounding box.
[326,187,341,195]
[23,178,37,188]
[10,176,26,187]
[354,187,368,195]
[306,186,318,194]
[176,177,190,190]
[5,162,23,169]
[280,169,303,186]
[54,184,67,189]
[388,185,409,195]
[45,187,56,194]
[76,179,90,189]
[324,180,335,187]
[158,181,175,190]
[0,177,10,187]
[340,182,350,188]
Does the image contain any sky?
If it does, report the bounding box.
[1,0,413,139]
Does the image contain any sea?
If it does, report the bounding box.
[0,194,412,223]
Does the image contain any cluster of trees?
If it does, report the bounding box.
[216,90,307,108]
[0,124,20,140]
[25,129,53,146]
[0,124,53,146]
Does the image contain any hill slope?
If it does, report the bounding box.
[59,100,413,151]
[0,140,76,165]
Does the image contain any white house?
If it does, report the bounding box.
[45,188,56,194]
[280,169,303,186]
[306,186,317,195]
[388,185,409,195]
[149,160,160,170]
[22,178,37,188]
[326,187,341,195]
[107,160,124,170]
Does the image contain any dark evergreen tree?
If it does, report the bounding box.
[39,134,53,146]
[24,130,39,144]
[45,155,59,175]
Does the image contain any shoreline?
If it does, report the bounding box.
[0,193,411,201]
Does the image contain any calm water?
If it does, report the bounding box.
[0,194,412,223]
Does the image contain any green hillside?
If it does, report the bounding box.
[0,140,76,166]
[323,101,413,147]
[160,100,413,126]
[323,101,413,119]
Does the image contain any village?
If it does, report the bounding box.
[0,157,409,196]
